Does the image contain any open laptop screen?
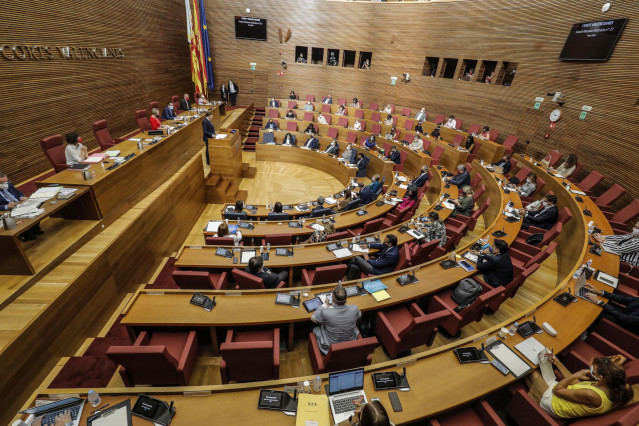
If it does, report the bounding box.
[328,368,364,396]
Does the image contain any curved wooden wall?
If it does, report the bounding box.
[206,0,639,201]
[0,0,192,184]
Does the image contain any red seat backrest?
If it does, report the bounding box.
[305,94,315,102]
[612,199,639,224]
[454,119,463,130]
[399,150,408,164]
[467,123,481,135]
[371,123,382,135]
[92,120,115,151]
[398,307,450,349]
[172,270,212,290]
[361,218,385,234]
[470,172,483,189]
[286,121,297,132]
[577,171,604,192]
[452,134,464,147]
[303,111,314,121]
[401,107,411,116]
[324,115,332,125]
[338,117,349,127]
[265,233,292,245]
[135,109,151,132]
[148,101,159,111]
[346,132,357,143]
[369,102,378,110]
[269,109,279,118]
[371,112,381,122]
[327,127,338,138]
[337,97,346,106]
[232,268,266,289]
[503,135,518,150]
[309,265,348,286]
[595,183,626,207]
[321,104,331,113]
[431,145,445,161]
[434,114,445,124]
[205,236,235,246]
[220,340,275,382]
[359,121,366,132]
[489,130,499,141]
[403,119,414,130]
[323,337,379,373]
[40,135,69,173]
[354,110,364,119]
[288,100,297,109]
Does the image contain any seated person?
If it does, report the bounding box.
[444,115,457,129]
[311,283,361,354]
[414,121,425,134]
[317,113,328,125]
[518,173,537,197]
[311,196,332,216]
[361,59,370,70]
[364,135,377,150]
[161,100,177,120]
[324,139,340,156]
[353,119,362,131]
[431,126,442,140]
[342,143,357,164]
[551,153,578,177]
[246,256,288,289]
[149,108,164,131]
[269,97,280,108]
[417,212,448,247]
[233,200,244,213]
[415,108,427,123]
[197,93,211,106]
[282,132,296,146]
[445,164,471,187]
[593,222,639,267]
[322,94,333,104]
[473,239,513,287]
[409,135,423,151]
[397,186,417,210]
[387,146,401,164]
[524,353,632,420]
[328,52,338,66]
[296,53,306,63]
[383,104,393,114]
[464,135,475,152]
[411,166,430,187]
[303,133,319,150]
[584,281,639,333]
[271,201,283,213]
[285,109,296,119]
[385,126,397,141]
[355,182,374,205]
[337,189,353,212]
[450,185,474,218]
[289,90,297,100]
[479,126,490,139]
[384,113,393,125]
[351,98,361,108]
[518,194,558,230]
[304,219,336,243]
[304,101,314,111]
[368,174,382,193]
[336,105,347,116]
[64,132,88,165]
[491,155,512,174]
[303,123,316,134]
[264,118,279,131]
[356,153,370,177]
[0,172,42,241]
[180,93,191,111]
[337,399,391,426]
[346,234,399,280]
[215,222,242,245]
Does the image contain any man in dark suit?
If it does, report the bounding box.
[311,196,332,216]
[356,182,374,204]
[179,94,191,112]
[411,166,430,187]
[228,80,239,106]
[520,194,559,230]
[388,146,401,164]
[324,139,339,156]
[246,256,288,289]
[161,101,177,120]
[303,134,319,150]
[491,155,512,174]
[584,283,639,334]
[356,153,370,178]
[322,94,333,104]
[202,110,215,165]
[474,239,513,287]
[264,119,279,131]
[346,234,400,280]
[269,97,280,108]
[446,164,471,187]
[0,172,42,240]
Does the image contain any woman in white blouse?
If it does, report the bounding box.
[64,132,88,165]
[383,104,393,114]
[336,105,346,115]
[409,135,423,151]
[215,222,243,245]
[551,154,577,177]
[353,119,362,131]
[317,114,328,125]
[444,115,457,129]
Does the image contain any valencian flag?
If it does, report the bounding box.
[185,0,214,96]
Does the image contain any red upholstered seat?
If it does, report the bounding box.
[470,172,483,190]
[347,218,385,237]
[287,100,297,109]
[595,183,626,209]
[473,184,486,202]
[204,236,235,246]
[303,111,313,122]
[286,121,297,132]
[371,123,382,135]
[354,109,364,119]
[268,108,279,118]
[401,107,411,117]
[451,134,464,148]
[106,330,199,386]
[433,114,445,125]
[429,400,505,426]
[262,233,292,246]
[368,102,378,110]
[49,356,117,389]
[231,268,286,290]
[403,119,414,130]
[135,109,151,133]
[408,239,440,267]
[338,116,348,127]
[447,197,490,232]
[326,127,338,138]
[488,130,499,141]
[171,270,228,290]
[454,119,463,130]
[510,241,557,272]
[466,140,482,163]
[171,95,181,113]
[325,231,349,241]
[220,328,280,384]
[371,112,381,122]
[359,121,366,132]
[430,145,445,166]
[321,104,331,113]
[467,123,481,135]
[308,331,378,374]
[513,166,532,183]
[92,119,121,151]
[337,97,346,106]
[301,264,348,286]
[575,170,604,193]
[305,94,315,102]
[375,303,450,358]
[40,135,69,173]
[502,135,518,155]
[545,149,563,167]
[607,199,639,234]
[346,131,357,143]
[512,222,563,257]
[393,150,408,172]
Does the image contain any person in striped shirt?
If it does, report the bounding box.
[594,222,639,267]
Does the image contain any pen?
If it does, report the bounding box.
[90,404,110,414]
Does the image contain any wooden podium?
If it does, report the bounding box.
[206,129,249,203]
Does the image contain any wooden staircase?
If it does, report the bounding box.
[245,106,265,151]
[206,163,255,203]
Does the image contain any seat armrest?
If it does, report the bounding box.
[224,329,235,344]
[376,312,401,344]
[301,269,313,286]
[587,332,634,360]
[525,225,546,235]
[133,331,150,346]
[506,389,563,426]
[273,328,280,378]
[276,280,286,289]
[476,399,506,426]
[409,302,426,318]
[176,331,199,385]
[308,333,325,373]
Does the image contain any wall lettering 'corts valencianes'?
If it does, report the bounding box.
[0,45,124,60]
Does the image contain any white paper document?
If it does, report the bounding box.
[515,337,548,366]
[128,138,142,142]
[240,250,256,264]
[215,134,227,139]
[324,197,337,205]
[570,188,587,195]
[105,150,121,157]
[205,220,222,233]
[442,200,456,210]
[351,244,369,253]
[399,184,408,189]
[397,176,408,182]
[487,341,531,378]
[310,223,325,231]
[332,248,353,258]
[89,405,130,426]
[30,187,61,200]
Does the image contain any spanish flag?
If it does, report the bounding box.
[185,0,213,96]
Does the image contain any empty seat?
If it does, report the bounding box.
[354,109,364,119]
[337,97,346,106]
[92,119,122,151]
[268,108,279,118]
[595,183,626,209]
[40,135,69,173]
[488,130,499,141]
[308,332,379,374]
[607,199,639,233]
[266,213,290,221]
[369,102,378,110]
[403,119,415,130]
[502,135,518,156]
[430,146,445,166]
[286,121,297,132]
[205,236,235,246]
[171,270,228,290]
[327,127,338,138]
[371,112,381,122]
[220,328,280,384]
[321,104,331,113]
[287,100,297,109]
[338,116,349,127]
[433,114,445,124]
[346,132,357,143]
[429,400,505,426]
[408,239,440,267]
[301,264,348,286]
[303,111,314,121]
[262,233,292,245]
[347,218,385,237]
[371,123,382,135]
[467,123,480,135]
[544,149,562,167]
[575,170,604,193]
[135,109,151,133]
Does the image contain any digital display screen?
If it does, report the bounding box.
[235,16,267,41]
[133,395,161,419]
[329,369,364,395]
[559,18,628,61]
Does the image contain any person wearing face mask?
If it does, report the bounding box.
[282,132,296,146]
[342,143,357,164]
[411,166,429,188]
[64,132,88,165]
[0,172,43,240]
[304,101,314,111]
[364,134,377,150]
[285,109,296,119]
[345,234,400,280]
[444,115,457,129]
[450,185,474,218]
[445,164,471,188]
[161,100,177,120]
[264,118,279,131]
[416,211,447,247]
[592,222,639,268]
[517,173,537,197]
[431,126,442,140]
[491,154,512,175]
[472,238,513,287]
[519,194,558,230]
[353,119,362,131]
[408,135,423,151]
[525,353,632,419]
[324,139,339,156]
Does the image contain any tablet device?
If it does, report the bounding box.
[364,236,380,244]
[372,372,397,390]
[458,260,475,272]
[303,297,322,313]
[554,291,577,307]
[215,247,232,258]
[326,243,341,252]
[89,399,133,426]
[276,247,293,256]
[258,390,283,409]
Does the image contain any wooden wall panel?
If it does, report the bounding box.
[205,0,639,200]
[0,0,193,184]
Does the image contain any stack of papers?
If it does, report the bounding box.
[397,176,408,182]
[399,184,408,189]
[205,220,222,232]
[350,244,369,253]
[324,197,337,205]
[57,188,78,199]
[215,134,227,139]
[240,250,256,263]
[128,138,142,142]
[570,188,587,196]
[83,153,107,163]
[332,248,352,258]
[30,187,61,201]
[515,337,548,366]
[442,200,456,210]
[11,199,44,218]
[407,229,425,240]
[310,223,325,231]
[104,150,121,157]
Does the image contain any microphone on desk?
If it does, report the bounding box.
[169,400,174,414]
[533,315,536,324]
[402,367,406,378]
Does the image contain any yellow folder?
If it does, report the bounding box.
[295,393,330,426]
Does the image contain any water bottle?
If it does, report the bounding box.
[267,242,271,251]
[313,375,322,392]
[572,264,585,279]
[509,322,519,336]
[87,390,101,407]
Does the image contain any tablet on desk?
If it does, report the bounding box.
[88,400,132,426]
[303,297,322,313]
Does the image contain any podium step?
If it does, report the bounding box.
[206,174,244,203]
[241,163,257,178]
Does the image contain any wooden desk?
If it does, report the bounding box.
[37,109,210,218]
[0,186,100,275]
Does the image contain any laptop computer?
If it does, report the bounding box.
[327,368,367,424]
[574,270,597,302]
[19,397,85,426]
[493,165,505,174]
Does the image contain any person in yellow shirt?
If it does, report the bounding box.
[526,354,633,419]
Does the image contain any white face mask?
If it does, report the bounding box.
[169,105,173,110]
[526,178,532,183]
[543,201,551,208]
[0,183,8,190]
[633,228,639,236]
